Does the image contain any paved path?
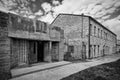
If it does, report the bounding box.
[11,61,71,78]
[10,54,120,80]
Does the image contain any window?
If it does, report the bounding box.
[98,45,99,55]
[90,24,92,35]
[68,46,74,53]
[94,26,96,36]
[94,45,96,57]
[98,28,99,37]
[41,22,47,33]
[101,30,102,38]
[106,33,107,40]
[36,21,41,32]
[104,32,106,39]
[41,22,44,32]
[90,45,92,58]
[43,23,47,33]
[36,21,47,33]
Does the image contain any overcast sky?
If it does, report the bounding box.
[0,0,120,39]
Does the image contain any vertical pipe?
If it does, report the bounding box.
[88,17,91,59]
[49,41,52,62]
[81,14,84,38]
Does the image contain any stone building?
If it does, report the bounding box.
[50,14,117,60]
[0,11,64,79]
[117,40,120,53]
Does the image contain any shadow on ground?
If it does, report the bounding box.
[61,59,120,80]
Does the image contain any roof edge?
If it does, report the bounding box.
[50,13,116,36]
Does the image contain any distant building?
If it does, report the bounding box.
[50,13,117,60]
[0,11,64,79]
[117,40,120,53]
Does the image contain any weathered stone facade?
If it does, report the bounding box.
[0,11,11,79]
[89,17,117,58]
[50,14,117,60]
[50,14,89,60]
[117,40,120,53]
[0,11,64,80]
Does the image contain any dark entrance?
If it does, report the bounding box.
[37,41,44,62]
[51,42,59,61]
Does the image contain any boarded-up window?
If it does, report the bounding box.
[43,23,47,33]
[36,21,46,32]
[68,46,74,53]
[36,21,41,32]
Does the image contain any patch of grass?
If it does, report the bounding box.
[61,59,120,80]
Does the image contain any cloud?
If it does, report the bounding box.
[53,0,85,14]
[40,12,54,23]
[41,2,52,13]
[52,0,60,6]
[102,15,111,20]
[35,10,43,16]
[89,5,103,15]
[103,15,120,39]
[0,0,120,39]
[107,7,116,14]
[114,1,120,7]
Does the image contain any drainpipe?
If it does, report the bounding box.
[81,13,84,38]
[88,17,90,59]
[81,13,84,59]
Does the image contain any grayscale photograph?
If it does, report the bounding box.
[0,0,120,80]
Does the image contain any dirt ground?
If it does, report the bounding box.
[61,59,120,80]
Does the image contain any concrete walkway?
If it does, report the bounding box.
[11,61,71,78]
[10,54,120,80]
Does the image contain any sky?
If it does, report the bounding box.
[0,0,120,39]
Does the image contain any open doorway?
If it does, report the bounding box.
[37,41,44,62]
[51,42,59,61]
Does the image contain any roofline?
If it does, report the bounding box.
[50,14,61,27]
[50,13,89,26]
[89,16,116,36]
[50,13,116,36]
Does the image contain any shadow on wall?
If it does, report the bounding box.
[0,71,11,80]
